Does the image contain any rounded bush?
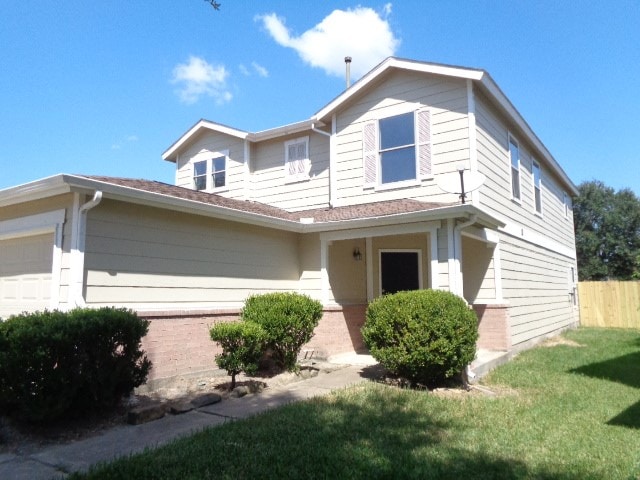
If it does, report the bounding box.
[0,307,151,422]
[362,290,478,386]
[210,321,265,389]
[241,292,323,371]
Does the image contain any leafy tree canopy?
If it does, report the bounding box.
[573,180,640,280]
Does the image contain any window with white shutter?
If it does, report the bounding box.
[416,108,432,179]
[361,108,431,188]
[362,121,378,188]
[285,136,309,182]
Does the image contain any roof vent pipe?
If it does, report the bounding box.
[345,56,352,88]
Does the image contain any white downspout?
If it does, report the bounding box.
[69,191,103,307]
[454,213,478,384]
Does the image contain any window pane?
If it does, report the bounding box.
[194,175,206,191]
[535,189,542,213]
[380,112,414,150]
[213,157,225,173]
[381,147,416,184]
[212,171,225,188]
[193,160,207,190]
[194,161,207,176]
[511,166,520,199]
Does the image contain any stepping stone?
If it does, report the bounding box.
[170,401,194,414]
[191,393,222,408]
[127,404,167,425]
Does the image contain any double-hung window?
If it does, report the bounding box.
[532,160,542,214]
[193,152,227,192]
[379,112,416,184]
[509,136,521,201]
[363,108,431,188]
[285,136,309,183]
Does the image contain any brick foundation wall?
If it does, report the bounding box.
[302,304,368,359]
[472,304,511,351]
[138,305,368,384]
[138,310,237,383]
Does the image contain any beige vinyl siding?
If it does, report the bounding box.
[250,132,330,211]
[327,239,367,304]
[461,235,495,303]
[475,91,575,250]
[333,70,469,206]
[175,131,247,199]
[83,200,300,309]
[298,233,322,300]
[500,234,579,346]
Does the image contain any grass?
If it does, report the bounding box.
[73,328,640,479]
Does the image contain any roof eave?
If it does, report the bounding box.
[162,119,250,163]
[0,174,74,208]
[300,203,505,233]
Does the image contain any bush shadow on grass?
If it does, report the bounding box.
[76,384,584,480]
[569,351,640,389]
[570,351,640,429]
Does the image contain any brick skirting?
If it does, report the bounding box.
[472,304,511,351]
[137,305,369,383]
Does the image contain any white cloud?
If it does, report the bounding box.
[252,61,269,77]
[256,5,400,79]
[171,56,232,105]
[239,64,250,76]
[126,135,138,142]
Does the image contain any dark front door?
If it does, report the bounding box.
[380,251,420,295]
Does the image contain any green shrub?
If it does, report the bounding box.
[209,321,265,389]
[241,293,323,371]
[0,307,151,422]
[362,290,478,387]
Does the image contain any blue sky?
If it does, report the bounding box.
[1,1,639,194]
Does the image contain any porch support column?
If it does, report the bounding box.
[493,242,504,302]
[447,219,459,295]
[320,236,330,305]
[427,225,439,290]
[366,237,374,302]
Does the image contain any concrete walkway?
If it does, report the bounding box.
[0,351,508,480]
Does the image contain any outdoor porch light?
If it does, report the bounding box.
[353,247,362,261]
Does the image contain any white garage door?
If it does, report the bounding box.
[0,233,54,318]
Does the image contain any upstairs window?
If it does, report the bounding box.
[211,156,226,189]
[379,112,416,184]
[532,160,542,214]
[509,136,521,201]
[285,136,309,183]
[193,152,227,192]
[193,160,207,191]
[363,108,431,188]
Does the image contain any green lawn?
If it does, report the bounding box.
[73,328,640,479]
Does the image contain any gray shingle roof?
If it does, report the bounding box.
[83,175,452,224]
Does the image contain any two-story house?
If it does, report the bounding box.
[0,57,579,383]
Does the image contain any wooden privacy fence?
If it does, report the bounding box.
[578,281,640,329]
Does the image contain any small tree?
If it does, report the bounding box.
[209,321,265,389]
[362,290,478,387]
[241,293,322,371]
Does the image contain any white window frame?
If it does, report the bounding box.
[284,136,310,183]
[363,107,432,191]
[192,150,228,192]
[532,160,542,215]
[508,134,521,203]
